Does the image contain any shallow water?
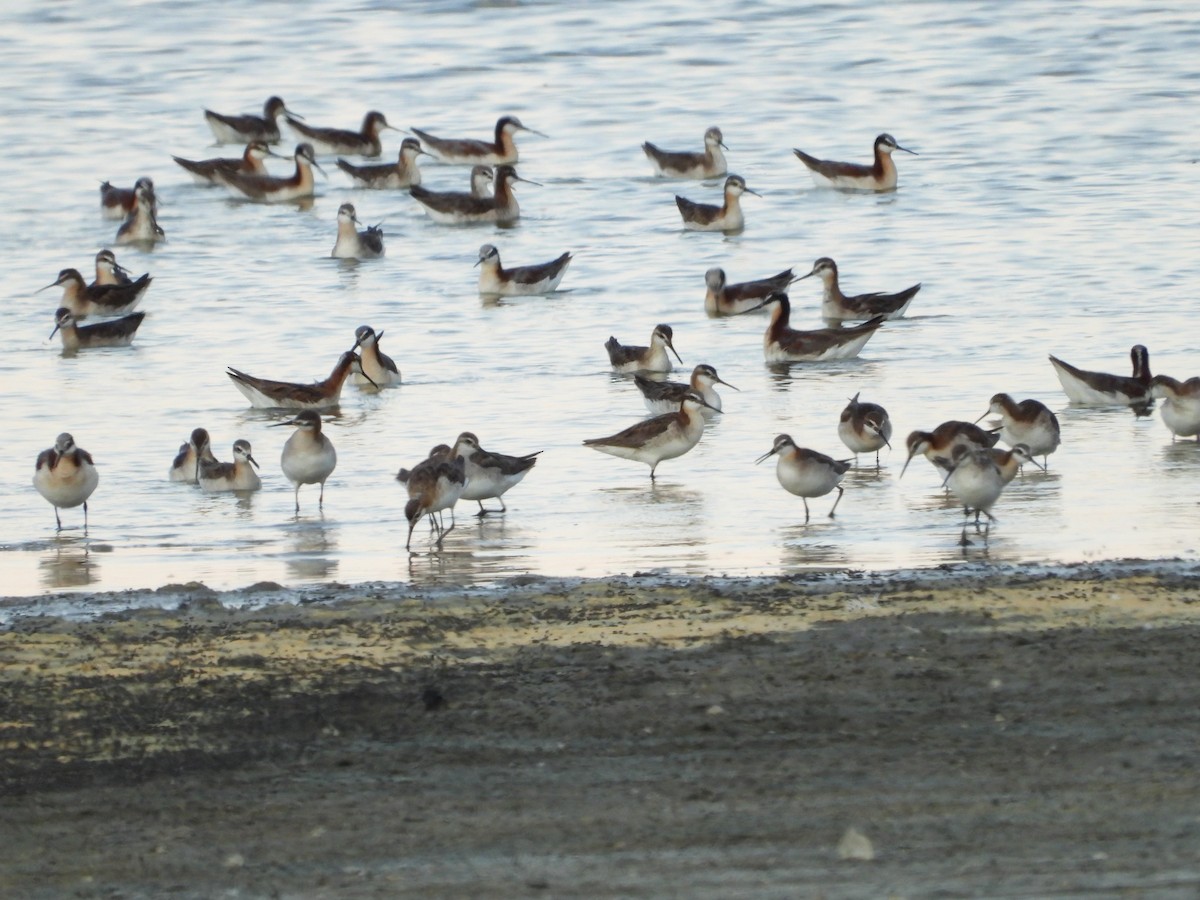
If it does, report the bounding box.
[1,1,1198,598]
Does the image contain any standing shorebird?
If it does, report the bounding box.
[475,244,572,296]
[330,203,384,259]
[756,434,851,523]
[583,390,715,480]
[675,174,758,232]
[285,110,397,158]
[336,137,429,188]
[451,431,541,516]
[115,182,163,245]
[1149,375,1200,441]
[169,428,216,484]
[199,440,262,492]
[798,257,921,323]
[409,164,532,225]
[942,446,1005,546]
[275,411,336,513]
[33,433,99,532]
[204,96,299,145]
[760,293,884,363]
[398,445,467,550]
[173,140,281,185]
[838,393,892,467]
[900,421,1000,478]
[217,143,324,203]
[703,266,796,317]
[634,363,737,416]
[977,394,1061,466]
[793,133,917,192]
[100,176,155,220]
[411,115,546,166]
[605,323,682,374]
[50,308,144,352]
[642,126,728,179]
[1049,345,1152,407]
[41,267,150,318]
[350,325,401,387]
[226,350,374,410]
[990,444,1045,485]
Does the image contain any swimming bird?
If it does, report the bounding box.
[41,267,150,318]
[793,133,917,192]
[100,176,155,220]
[704,266,797,317]
[216,143,324,203]
[1149,374,1200,441]
[642,126,728,179]
[634,363,737,416]
[115,182,164,245]
[350,325,401,387]
[838,393,892,467]
[475,243,572,296]
[977,393,1061,465]
[760,293,884,363]
[411,115,546,166]
[331,203,384,259]
[583,390,715,480]
[409,164,531,225]
[226,350,374,409]
[942,446,1005,545]
[675,174,758,232]
[50,307,144,352]
[399,445,467,550]
[451,431,541,515]
[606,323,682,374]
[1048,345,1152,407]
[756,434,851,523]
[33,433,99,532]
[900,421,1000,478]
[204,96,298,145]
[336,137,429,188]
[989,444,1045,485]
[173,140,281,185]
[91,249,141,288]
[169,428,216,484]
[798,257,920,323]
[275,410,337,513]
[285,109,396,158]
[199,439,262,492]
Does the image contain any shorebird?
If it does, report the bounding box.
[169,428,216,484]
[173,140,281,185]
[398,445,467,549]
[675,174,758,232]
[1149,375,1200,441]
[350,325,401,387]
[990,444,1045,485]
[900,421,1000,478]
[33,433,99,532]
[756,434,851,523]
[411,115,546,166]
[838,393,892,467]
[331,203,384,259]
[91,249,142,288]
[704,266,796,317]
[217,143,324,203]
[336,137,429,188]
[274,410,337,513]
[451,431,541,515]
[605,323,682,374]
[642,126,728,179]
[50,307,144,351]
[204,96,299,144]
[634,363,737,416]
[793,133,917,192]
[1048,345,1152,407]
[115,182,164,245]
[100,176,155,220]
[760,293,884,363]
[409,164,531,225]
[583,390,714,480]
[285,109,396,157]
[942,446,1005,545]
[798,257,920,322]
[977,394,1061,465]
[198,440,262,492]
[41,267,150,318]
[475,244,572,296]
[226,350,374,409]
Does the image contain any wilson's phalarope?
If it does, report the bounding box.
[642,126,728,179]
[411,115,546,166]
[838,393,892,467]
[756,434,850,523]
[451,431,541,516]
[226,350,374,409]
[169,428,215,483]
[50,307,144,351]
[274,410,336,513]
[100,176,155,220]
[634,363,737,416]
[331,203,384,259]
[675,174,758,232]
[204,96,298,145]
[475,243,572,296]
[900,421,1000,478]
[91,249,141,288]
[115,182,164,245]
[399,445,467,550]
[1048,345,1152,407]
[409,164,532,225]
[1149,375,1200,441]
[793,133,916,192]
[199,440,262,492]
[942,446,1005,545]
[606,323,682,374]
[34,433,99,532]
[977,393,1061,465]
[989,444,1045,485]
[350,325,401,387]
[760,293,884,363]
[704,266,797,317]
[583,390,715,480]
[799,257,920,322]
[336,137,429,189]
[42,267,150,318]
[217,143,324,203]
[286,110,396,158]
[173,140,281,185]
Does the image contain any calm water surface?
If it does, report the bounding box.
[1,1,1198,599]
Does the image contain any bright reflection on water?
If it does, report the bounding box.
[0,1,1198,599]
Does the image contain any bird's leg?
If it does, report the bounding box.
[827,485,844,518]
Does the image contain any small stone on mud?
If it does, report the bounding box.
[837,826,875,861]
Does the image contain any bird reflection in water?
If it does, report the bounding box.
[283,516,339,580]
[40,539,99,589]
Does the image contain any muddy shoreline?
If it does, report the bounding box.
[3,563,1200,897]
